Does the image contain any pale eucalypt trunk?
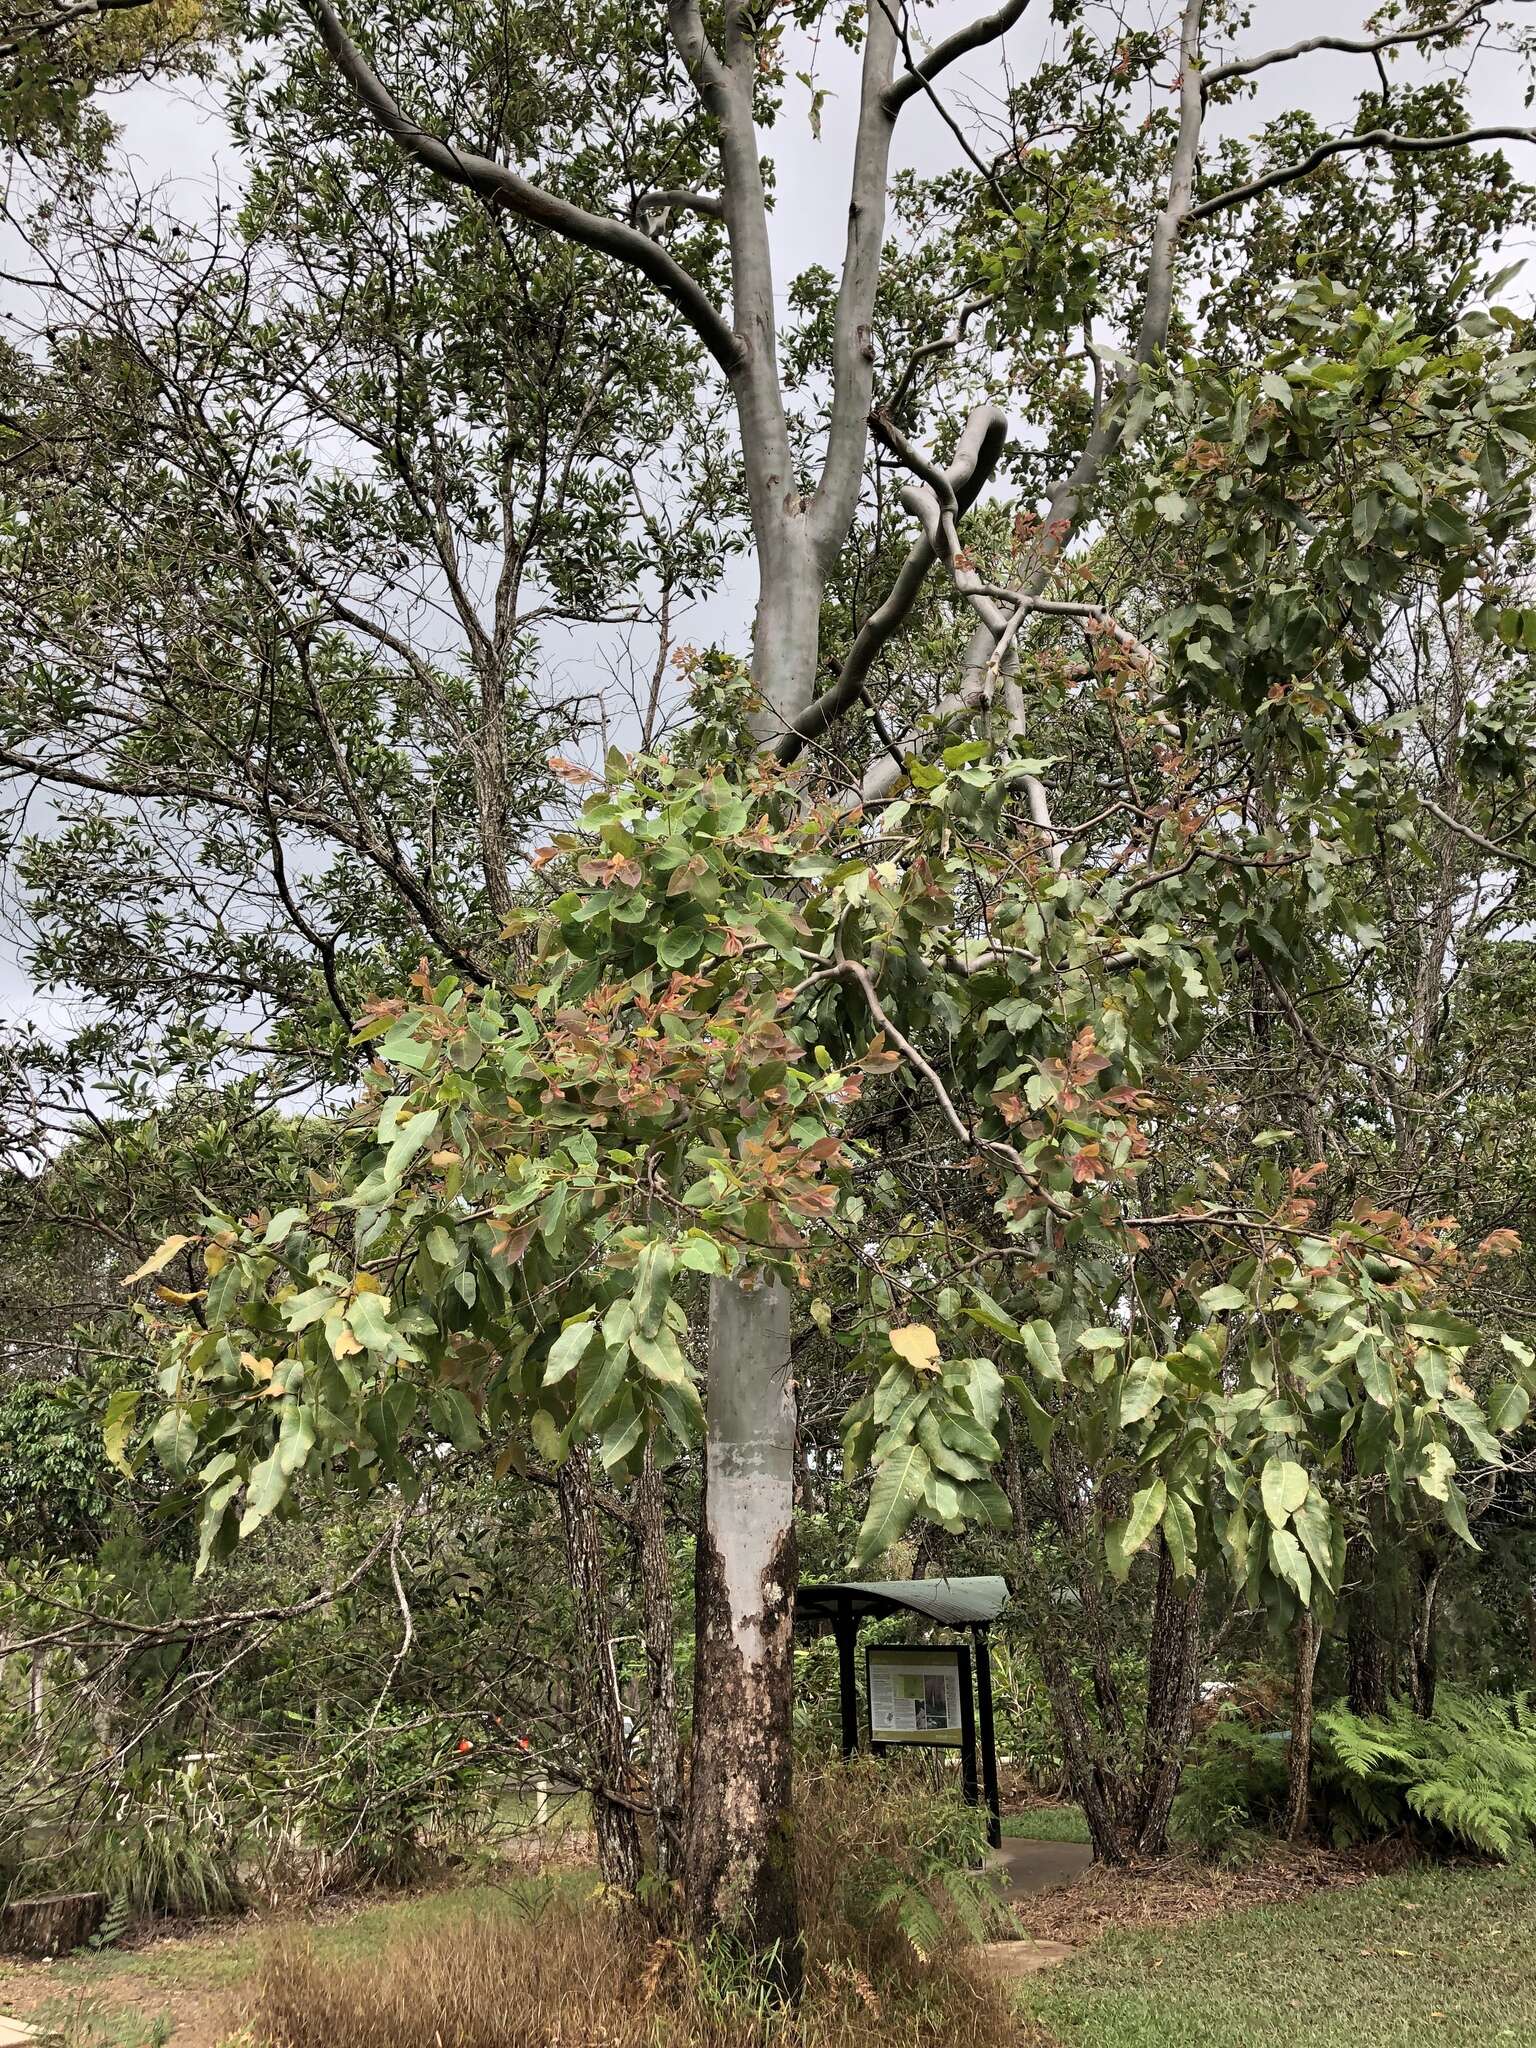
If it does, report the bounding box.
[686,1269,800,1983]
[685,569,822,1987]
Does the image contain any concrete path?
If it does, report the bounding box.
[973,1832,1094,1981]
[987,1834,1095,1895]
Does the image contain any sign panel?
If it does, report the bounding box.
[865,1644,966,1747]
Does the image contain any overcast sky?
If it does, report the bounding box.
[4,1,1533,1054]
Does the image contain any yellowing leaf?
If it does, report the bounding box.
[890,1323,941,1373]
[103,1388,140,1477]
[123,1235,194,1285]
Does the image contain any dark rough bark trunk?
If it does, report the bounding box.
[1131,1546,1205,1857]
[1004,1448,1131,1863]
[685,1271,800,1991]
[555,1451,644,1892]
[1049,1444,1128,1747]
[1286,1607,1319,1840]
[1039,1642,1131,1864]
[1346,1516,1391,1717]
[636,1440,684,1887]
[1347,1596,1391,1718]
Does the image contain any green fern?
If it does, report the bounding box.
[1315,1690,1536,1861]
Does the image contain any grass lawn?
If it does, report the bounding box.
[1022,1856,1536,2047]
[1002,1804,1092,1844]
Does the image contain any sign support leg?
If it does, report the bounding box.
[973,1626,1002,1848]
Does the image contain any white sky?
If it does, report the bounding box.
[3,0,1533,1051]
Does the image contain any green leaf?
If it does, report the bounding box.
[543,1317,598,1386]
[239,1448,289,1538]
[1261,1458,1309,1529]
[631,1327,689,1386]
[577,1334,632,1430]
[678,1236,726,1274]
[1078,1326,1125,1352]
[384,1108,439,1182]
[1293,1488,1334,1584]
[1499,1332,1535,1372]
[425,1225,459,1268]
[1162,1490,1197,1579]
[1022,1319,1065,1381]
[1444,1394,1501,1465]
[1118,1358,1167,1426]
[195,1475,240,1576]
[1442,1479,1480,1549]
[1415,1442,1455,1502]
[633,1241,675,1336]
[854,1442,931,1565]
[1269,1526,1312,1603]
[966,1291,1026,1343]
[1406,1307,1479,1350]
[530,1409,570,1465]
[1121,1478,1167,1561]
[1490,1382,1531,1434]
[1199,1283,1247,1314]
[261,1208,308,1249]
[151,1406,197,1477]
[1006,1375,1056,1460]
[1357,1337,1393,1408]
[429,1387,482,1452]
[346,1289,408,1358]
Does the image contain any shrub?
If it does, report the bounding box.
[1315,1690,1536,1859]
[257,1765,1025,2048]
[1171,1719,1288,1858]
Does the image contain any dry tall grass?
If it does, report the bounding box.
[255,1763,1030,2048]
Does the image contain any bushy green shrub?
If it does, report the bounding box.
[1315,1690,1536,1859]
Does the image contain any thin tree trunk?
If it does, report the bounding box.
[1286,1607,1320,1840]
[1409,1551,1444,1718]
[556,1451,644,1891]
[636,1439,684,1887]
[685,1270,800,1988]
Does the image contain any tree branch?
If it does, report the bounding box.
[1203,2,1496,90]
[1139,0,1207,365]
[810,5,901,559]
[304,1,744,377]
[1191,121,1536,220]
[774,404,1008,765]
[882,0,1036,114]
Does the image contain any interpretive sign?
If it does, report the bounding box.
[865,1644,967,1747]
